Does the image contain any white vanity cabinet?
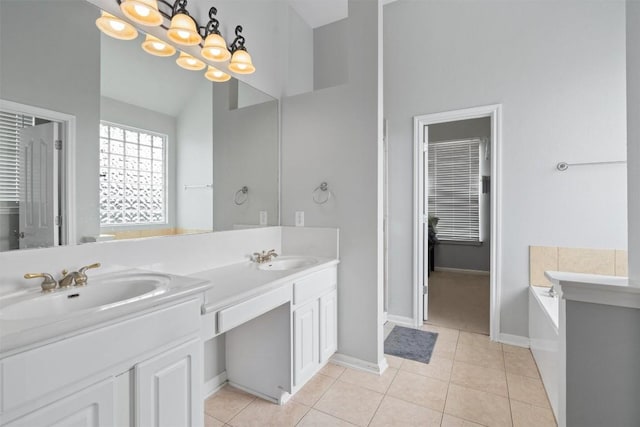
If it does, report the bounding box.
[293,299,320,386]
[0,297,205,427]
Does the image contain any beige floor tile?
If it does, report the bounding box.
[510,400,557,427]
[292,373,336,407]
[314,380,384,426]
[455,343,505,371]
[384,354,404,369]
[432,338,458,360]
[451,360,508,397]
[297,409,357,426]
[338,367,398,394]
[204,386,256,423]
[506,373,550,408]
[501,344,531,357]
[400,357,453,382]
[445,384,512,427]
[504,352,539,378]
[228,398,309,427]
[205,414,225,427]
[386,370,449,412]
[459,331,503,351]
[369,395,442,427]
[421,323,460,342]
[441,414,485,427]
[319,363,346,379]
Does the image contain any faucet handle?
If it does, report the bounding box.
[75,262,101,286]
[79,262,101,274]
[24,273,58,292]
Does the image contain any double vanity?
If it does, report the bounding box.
[0,228,340,427]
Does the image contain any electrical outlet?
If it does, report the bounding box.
[295,211,304,227]
[259,211,267,226]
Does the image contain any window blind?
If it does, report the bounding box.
[428,139,481,243]
[0,111,35,207]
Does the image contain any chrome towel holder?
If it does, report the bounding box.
[234,186,249,205]
[556,160,626,171]
[313,182,332,204]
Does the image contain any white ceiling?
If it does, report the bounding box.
[288,0,348,29]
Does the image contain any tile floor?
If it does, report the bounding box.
[204,324,557,427]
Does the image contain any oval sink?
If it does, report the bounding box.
[0,272,170,320]
[258,256,318,271]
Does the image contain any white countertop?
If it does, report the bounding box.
[545,271,640,310]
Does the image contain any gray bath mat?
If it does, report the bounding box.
[384,326,438,364]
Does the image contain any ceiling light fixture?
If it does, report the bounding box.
[205,65,231,82]
[142,34,176,56]
[201,7,231,62]
[167,1,202,46]
[120,0,163,27]
[96,11,138,40]
[177,51,206,70]
[228,26,255,75]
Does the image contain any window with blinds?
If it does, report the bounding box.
[0,111,35,212]
[99,122,167,226]
[428,139,481,243]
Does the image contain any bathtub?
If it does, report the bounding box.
[529,286,561,422]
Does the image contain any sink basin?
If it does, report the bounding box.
[0,272,170,320]
[257,256,318,271]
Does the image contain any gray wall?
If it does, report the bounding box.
[565,301,640,426]
[429,117,491,272]
[0,0,101,243]
[99,97,178,232]
[282,1,382,365]
[176,80,214,232]
[384,0,628,335]
[212,83,279,231]
[628,1,640,285]
[314,18,349,91]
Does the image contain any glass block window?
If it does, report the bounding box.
[99,122,166,226]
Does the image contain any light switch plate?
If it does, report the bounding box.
[295,211,304,227]
[259,211,267,225]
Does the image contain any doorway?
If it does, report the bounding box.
[413,105,502,340]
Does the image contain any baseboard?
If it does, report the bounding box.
[498,333,530,348]
[383,311,388,323]
[434,267,490,276]
[331,353,388,375]
[386,314,415,328]
[203,371,228,399]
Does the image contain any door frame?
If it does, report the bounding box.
[413,104,502,341]
[0,99,77,246]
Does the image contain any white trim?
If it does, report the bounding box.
[203,371,228,399]
[434,267,490,276]
[331,352,388,375]
[413,104,503,341]
[226,380,290,405]
[498,333,530,348]
[0,99,77,246]
[385,314,415,328]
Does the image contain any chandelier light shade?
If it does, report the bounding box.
[120,0,163,27]
[202,33,230,62]
[176,52,206,71]
[228,26,255,75]
[167,13,202,46]
[205,65,231,82]
[142,34,176,57]
[96,11,138,40]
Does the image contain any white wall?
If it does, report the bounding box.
[628,1,640,285]
[176,80,214,232]
[0,0,101,243]
[314,18,349,91]
[384,0,628,336]
[282,1,383,366]
[100,96,178,232]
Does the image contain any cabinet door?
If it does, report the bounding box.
[293,300,319,387]
[320,290,338,362]
[135,338,203,427]
[4,378,115,427]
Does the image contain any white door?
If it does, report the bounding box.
[294,300,319,386]
[319,290,338,362]
[19,122,59,249]
[4,378,115,427]
[135,338,203,427]
[422,128,430,321]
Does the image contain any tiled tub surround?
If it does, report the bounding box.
[529,246,628,287]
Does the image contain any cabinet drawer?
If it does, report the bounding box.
[293,267,337,306]
[217,285,291,334]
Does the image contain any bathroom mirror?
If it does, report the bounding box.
[0,0,279,251]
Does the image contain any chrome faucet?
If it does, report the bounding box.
[253,249,278,263]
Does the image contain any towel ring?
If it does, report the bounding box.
[313,182,332,204]
[234,186,249,205]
